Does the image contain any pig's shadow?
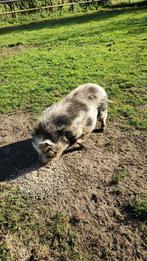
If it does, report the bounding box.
[0,139,41,181]
[0,128,102,181]
[0,138,83,182]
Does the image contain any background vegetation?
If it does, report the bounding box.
[0,0,146,23]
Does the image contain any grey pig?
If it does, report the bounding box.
[32,83,108,163]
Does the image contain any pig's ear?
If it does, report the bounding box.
[39,140,53,152]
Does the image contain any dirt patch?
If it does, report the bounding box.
[0,43,40,59]
[0,113,146,260]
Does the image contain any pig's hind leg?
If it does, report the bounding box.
[99,109,108,132]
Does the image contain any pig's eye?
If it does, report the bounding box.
[45,147,51,152]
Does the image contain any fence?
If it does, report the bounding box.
[0,0,102,17]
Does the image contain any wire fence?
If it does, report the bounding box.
[0,0,103,17]
[0,0,145,18]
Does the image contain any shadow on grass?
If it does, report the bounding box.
[124,203,147,222]
[0,7,146,35]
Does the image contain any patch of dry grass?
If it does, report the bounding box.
[0,184,84,260]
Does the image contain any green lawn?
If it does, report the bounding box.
[0,7,147,260]
[0,7,147,129]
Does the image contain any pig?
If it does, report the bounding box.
[32,83,108,163]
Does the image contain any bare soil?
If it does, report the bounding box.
[0,113,146,261]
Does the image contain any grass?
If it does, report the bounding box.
[0,184,84,261]
[111,169,130,184]
[0,3,91,26]
[0,7,147,129]
[126,196,147,221]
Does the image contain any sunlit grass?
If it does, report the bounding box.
[0,8,146,129]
